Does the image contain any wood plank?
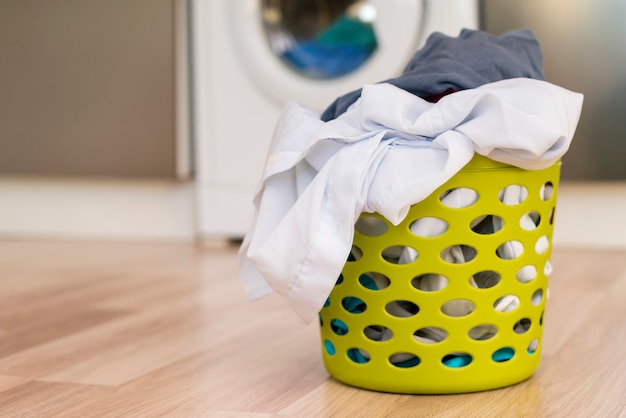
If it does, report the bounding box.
[0,381,107,417]
[57,303,326,416]
[0,308,130,358]
[0,375,30,393]
[0,294,208,381]
[0,241,624,416]
[531,269,626,417]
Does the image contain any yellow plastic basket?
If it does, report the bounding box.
[319,155,560,394]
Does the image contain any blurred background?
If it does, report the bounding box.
[0,0,624,247]
[481,0,626,181]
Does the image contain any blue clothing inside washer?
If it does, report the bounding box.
[281,15,377,79]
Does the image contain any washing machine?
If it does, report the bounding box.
[191,0,478,238]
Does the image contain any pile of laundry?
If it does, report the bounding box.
[239,29,583,324]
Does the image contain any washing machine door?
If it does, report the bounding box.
[227,0,424,110]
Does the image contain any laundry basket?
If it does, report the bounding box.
[318,154,560,394]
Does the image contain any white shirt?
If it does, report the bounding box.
[239,78,584,323]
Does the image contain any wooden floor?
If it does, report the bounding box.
[0,240,624,417]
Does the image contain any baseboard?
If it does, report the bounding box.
[196,181,626,250]
[0,177,196,241]
[1,178,624,249]
[552,181,626,249]
[195,184,253,239]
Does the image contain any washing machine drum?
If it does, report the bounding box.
[262,0,380,79]
[228,0,424,109]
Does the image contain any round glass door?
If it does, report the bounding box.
[226,0,424,108]
[262,0,379,79]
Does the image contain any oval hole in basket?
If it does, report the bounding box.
[408,217,448,237]
[531,288,544,306]
[341,296,367,314]
[527,338,539,354]
[470,271,501,289]
[347,348,370,364]
[493,295,520,312]
[513,318,532,334]
[468,324,498,340]
[441,299,475,317]
[411,273,448,291]
[385,300,419,317]
[540,182,554,201]
[358,272,390,290]
[535,235,550,255]
[382,245,417,264]
[324,339,336,356]
[330,318,349,336]
[442,352,473,368]
[389,352,421,368]
[335,274,344,285]
[414,327,448,344]
[364,325,393,342]
[498,184,528,205]
[439,187,478,208]
[470,215,503,234]
[496,241,524,260]
[516,265,537,283]
[441,245,477,264]
[520,211,541,231]
[355,216,388,237]
[347,245,362,262]
[492,347,515,363]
